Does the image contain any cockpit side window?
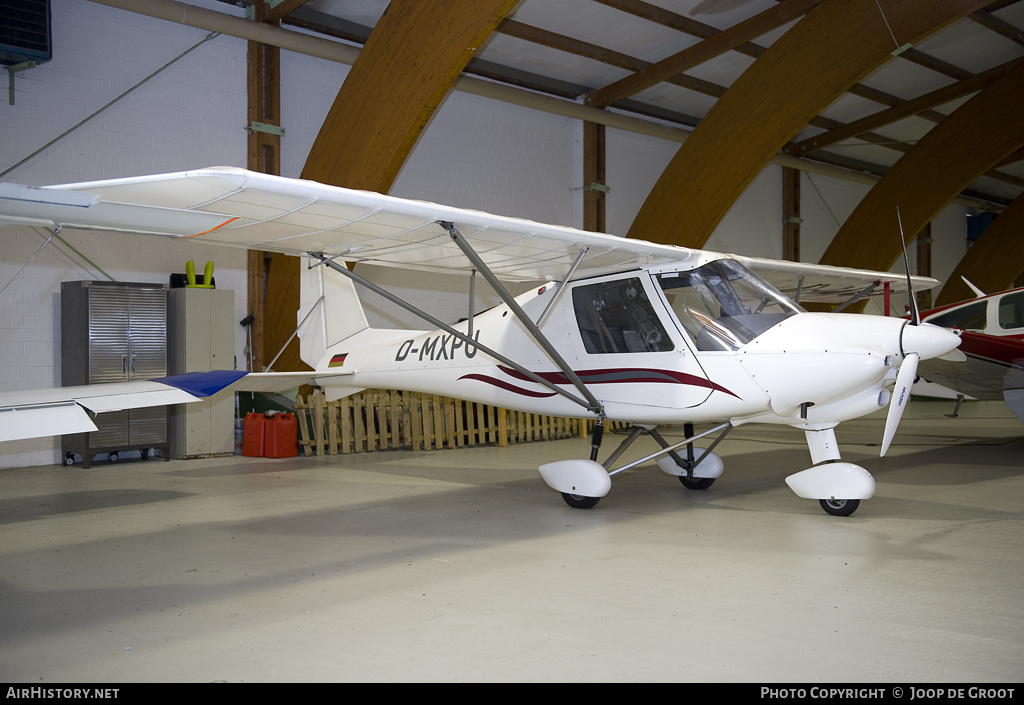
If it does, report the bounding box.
[572,277,674,354]
[998,291,1024,331]
[927,301,987,331]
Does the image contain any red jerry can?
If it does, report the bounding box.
[242,412,267,457]
[264,412,298,458]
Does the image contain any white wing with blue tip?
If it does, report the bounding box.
[0,378,205,443]
[0,370,353,443]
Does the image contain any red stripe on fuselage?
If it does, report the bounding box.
[494,365,740,398]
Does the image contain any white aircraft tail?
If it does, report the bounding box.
[296,260,370,369]
[961,276,986,298]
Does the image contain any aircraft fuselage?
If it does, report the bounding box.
[316,261,958,431]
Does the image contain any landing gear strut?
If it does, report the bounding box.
[786,428,875,516]
[544,421,732,509]
[555,418,608,509]
[654,423,720,490]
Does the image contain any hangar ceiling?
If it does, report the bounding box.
[167,0,1024,366]
[280,0,1024,209]
[261,0,1024,302]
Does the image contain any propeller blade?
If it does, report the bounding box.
[881,352,919,457]
[896,208,920,325]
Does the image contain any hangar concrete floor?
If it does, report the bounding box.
[1,403,1022,683]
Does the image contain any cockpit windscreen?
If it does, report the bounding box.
[658,260,803,351]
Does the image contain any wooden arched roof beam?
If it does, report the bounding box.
[301,0,519,191]
[998,146,1024,168]
[936,191,1024,305]
[626,0,993,248]
[818,61,1024,275]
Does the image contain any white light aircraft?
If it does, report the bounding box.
[0,167,963,516]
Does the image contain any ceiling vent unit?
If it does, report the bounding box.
[0,0,52,67]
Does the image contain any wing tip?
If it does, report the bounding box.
[155,370,249,398]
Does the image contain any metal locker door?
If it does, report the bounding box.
[87,285,129,384]
[88,410,130,448]
[129,406,168,446]
[127,286,167,380]
[127,285,168,448]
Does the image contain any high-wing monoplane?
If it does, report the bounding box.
[0,167,963,515]
[912,284,1024,425]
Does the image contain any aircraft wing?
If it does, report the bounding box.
[917,331,1024,401]
[0,166,937,302]
[735,255,938,305]
[0,369,353,443]
[0,168,700,283]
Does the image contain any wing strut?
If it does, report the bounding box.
[537,246,588,327]
[467,270,476,338]
[832,281,881,313]
[309,252,602,415]
[438,221,604,416]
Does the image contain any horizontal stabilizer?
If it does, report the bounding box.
[230,369,355,393]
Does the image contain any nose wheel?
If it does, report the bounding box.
[819,498,860,516]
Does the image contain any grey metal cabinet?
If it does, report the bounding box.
[167,287,235,458]
[61,281,169,467]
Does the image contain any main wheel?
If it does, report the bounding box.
[679,475,715,490]
[561,492,600,509]
[819,498,860,516]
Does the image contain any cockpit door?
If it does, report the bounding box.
[566,271,714,410]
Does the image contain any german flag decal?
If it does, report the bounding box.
[328,353,348,368]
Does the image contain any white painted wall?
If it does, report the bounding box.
[0,0,975,467]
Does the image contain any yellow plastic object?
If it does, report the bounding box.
[185,260,215,288]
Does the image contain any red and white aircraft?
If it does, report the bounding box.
[0,167,963,516]
[914,284,1024,424]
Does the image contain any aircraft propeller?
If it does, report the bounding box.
[881,348,918,456]
[879,208,946,457]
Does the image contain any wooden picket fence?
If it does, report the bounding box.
[293,389,608,456]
